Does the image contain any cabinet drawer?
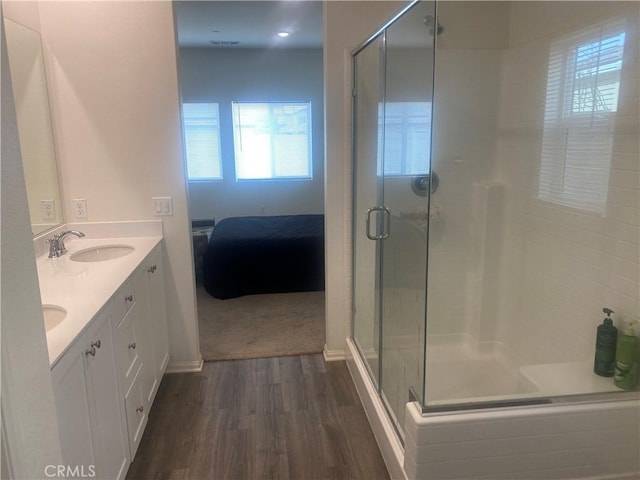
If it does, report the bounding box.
[124,364,148,458]
[111,284,137,324]
[114,308,141,395]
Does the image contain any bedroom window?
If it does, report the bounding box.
[232,102,312,180]
[182,103,223,180]
[538,21,626,214]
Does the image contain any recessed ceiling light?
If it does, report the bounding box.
[277,32,290,38]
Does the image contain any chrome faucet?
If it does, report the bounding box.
[48,230,85,258]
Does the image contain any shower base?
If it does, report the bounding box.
[360,331,622,416]
[424,334,538,406]
[423,334,621,406]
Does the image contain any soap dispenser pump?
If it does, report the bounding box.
[594,308,617,377]
[614,321,639,390]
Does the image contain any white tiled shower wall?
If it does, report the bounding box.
[495,1,640,365]
[427,2,507,337]
[426,0,639,366]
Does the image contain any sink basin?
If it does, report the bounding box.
[70,245,134,262]
[42,305,66,332]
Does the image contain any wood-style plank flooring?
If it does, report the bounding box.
[126,355,390,480]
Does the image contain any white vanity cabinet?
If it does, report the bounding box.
[111,244,168,458]
[51,241,169,478]
[51,306,130,480]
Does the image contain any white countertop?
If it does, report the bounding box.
[38,235,162,367]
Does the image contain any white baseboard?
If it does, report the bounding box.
[165,358,204,373]
[323,344,346,362]
[346,338,407,480]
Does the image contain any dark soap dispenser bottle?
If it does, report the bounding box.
[594,308,617,377]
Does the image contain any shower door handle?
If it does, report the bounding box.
[366,206,391,240]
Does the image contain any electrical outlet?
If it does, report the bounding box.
[152,197,173,216]
[41,200,55,219]
[73,198,88,218]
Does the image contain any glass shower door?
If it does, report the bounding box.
[380,0,435,433]
[352,0,436,437]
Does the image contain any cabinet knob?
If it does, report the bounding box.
[85,347,96,357]
[128,342,137,350]
[125,295,134,302]
[147,265,157,274]
[136,406,144,414]
[91,340,101,349]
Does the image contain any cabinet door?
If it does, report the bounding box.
[84,311,130,480]
[133,267,158,406]
[146,245,170,377]
[51,341,96,474]
[123,364,148,458]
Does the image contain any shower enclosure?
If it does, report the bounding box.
[352,0,640,443]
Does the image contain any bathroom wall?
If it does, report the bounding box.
[1,10,63,476]
[35,1,201,369]
[179,47,324,221]
[424,0,639,370]
[495,1,640,365]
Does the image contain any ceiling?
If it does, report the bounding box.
[174,1,323,48]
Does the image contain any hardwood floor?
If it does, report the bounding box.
[126,355,390,480]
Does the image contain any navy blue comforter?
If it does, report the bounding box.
[203,214,325,299]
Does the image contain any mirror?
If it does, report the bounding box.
[3,17,63,236]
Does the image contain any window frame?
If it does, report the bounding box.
[231,101,313,181]
[538,21,626,215]
[182,102,223,182]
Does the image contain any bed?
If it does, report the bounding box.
[203,214,325,299]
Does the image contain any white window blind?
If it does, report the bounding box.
[183,103,223,180]
[539,21,626,214]
[379,102,432,176]
[232,102,312,180]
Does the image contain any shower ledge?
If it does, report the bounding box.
[520,361,629,397]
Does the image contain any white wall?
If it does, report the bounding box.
[179,47,324,220]
[421,0,639,370]
[36,1,201,370]
[1,9,63,476]
[495,1,640,365]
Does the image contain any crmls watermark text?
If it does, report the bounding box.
[44,465,96,478]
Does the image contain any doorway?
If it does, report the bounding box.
[174,1,326,361]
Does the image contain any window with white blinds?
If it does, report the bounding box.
[379,101,432,176]
[182,103,223,180]
[232,102,312,180]
[539,21,626,214]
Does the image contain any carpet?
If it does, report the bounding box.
[197,287,326,361]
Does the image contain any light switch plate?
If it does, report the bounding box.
[152,197,173,216]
